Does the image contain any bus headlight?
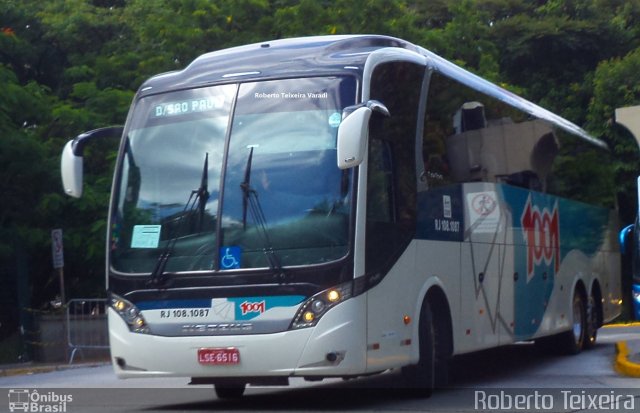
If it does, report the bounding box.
[110,294,150,334]
[290,282,352,329]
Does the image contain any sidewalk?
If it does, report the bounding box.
[0,360,109,378]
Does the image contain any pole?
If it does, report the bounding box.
[51,229,68,362]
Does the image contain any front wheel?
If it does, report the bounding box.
[401,300,435,397]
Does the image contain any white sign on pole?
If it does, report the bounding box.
[51,229,64,269]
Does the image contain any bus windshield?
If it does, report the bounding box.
[111,76,356,274]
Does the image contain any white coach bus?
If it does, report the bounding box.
[61,35,622,398]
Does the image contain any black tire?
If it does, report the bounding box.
[402,300,435,397]
[559,290,586,355]
[584,293,598,349]
[214,383,246,399]
[535,290,587,355]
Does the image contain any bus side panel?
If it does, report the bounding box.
[500,185,620,340]
[365,240,460,372]
[460,183,516,351]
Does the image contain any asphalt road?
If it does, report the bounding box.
[1,326,638,412]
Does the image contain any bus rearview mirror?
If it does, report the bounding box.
[61,140,84,197]
[336,100,389,170]
[336,106,372,169]
[620,224,634,255]
[61,126,123,198]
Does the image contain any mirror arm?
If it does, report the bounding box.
[71,126,124,157]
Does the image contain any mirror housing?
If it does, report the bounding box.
[61,126,123,198]
[336,100,389,169]
[620,224,634,255]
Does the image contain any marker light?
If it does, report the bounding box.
[110,294,150,334]
[290,281,353,329]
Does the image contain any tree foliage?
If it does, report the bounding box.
[2,0,640,323]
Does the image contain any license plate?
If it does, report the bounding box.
[198,348,240,365]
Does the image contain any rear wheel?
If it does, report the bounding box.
[535,289,586,355]
[559,290,586,354]
[214,383,246,399]
[584,293,599,349]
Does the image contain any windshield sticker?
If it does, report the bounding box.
[466,191,501,233]
[131,225,162,248]
[328,112,341,128]
[153,96,225,118]
[220,246,241,269]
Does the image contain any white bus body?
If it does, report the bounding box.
[61,35,621,397]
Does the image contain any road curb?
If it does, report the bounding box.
[615,341,640,378]
[602,322,640,328]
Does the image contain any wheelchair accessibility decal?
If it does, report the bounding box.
[220,246,241,269]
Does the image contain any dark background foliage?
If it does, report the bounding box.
[2,0,640,346]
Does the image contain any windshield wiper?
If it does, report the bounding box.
[240,147,284,277]
[148,153,209,286]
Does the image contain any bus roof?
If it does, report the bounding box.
[138,34,606,150]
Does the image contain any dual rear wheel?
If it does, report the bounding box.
[536,289,599,355]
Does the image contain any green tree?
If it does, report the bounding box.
[588,47,640,222]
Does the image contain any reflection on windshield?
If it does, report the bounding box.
[111,76,356,274]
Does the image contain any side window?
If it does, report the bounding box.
[365,61,424,274]
[423,72,614,208]
[423,72,548,191]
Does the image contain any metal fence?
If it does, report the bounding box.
[66,298,109,364]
